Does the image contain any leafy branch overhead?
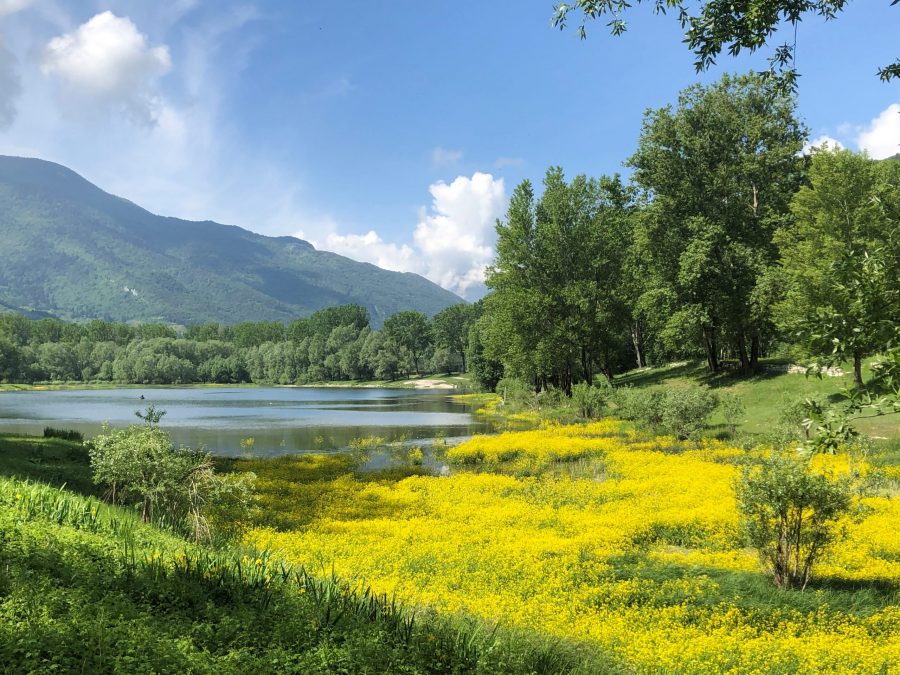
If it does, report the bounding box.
[552,1,900,90]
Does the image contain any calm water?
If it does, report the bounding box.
[0,387,495,458]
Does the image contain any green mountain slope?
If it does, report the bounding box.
[0,156,461,326]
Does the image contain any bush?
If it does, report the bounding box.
[43,427,84,443]
[496,377,536,411]
[735,454,855,590]
[571,382,606,419]
[719,393,745,436]
[536,386,565,408]
[660,387,719,440]
[89,422,251,542]
[614,386,717,439]
[613,388,664,428]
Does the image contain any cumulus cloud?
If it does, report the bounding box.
[0,0,33,17]
[801,135,844,155]
[856,103,900,159]
[412,172,506,296]
[431,146,463,167]
[0,37,20,129]
[319,173,507,299]
[323,230,418,272]
[40,11,172,125]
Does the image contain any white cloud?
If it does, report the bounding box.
[856,103,900,159]
[318,173,507,299]
[413,172,506,297]
[0,0,33,17]
[40,11,172,125]
[1,7,502,300]
[323,231,419,272]
[801,135,844,155]
[431,146,463,167]
[0,36,20,128]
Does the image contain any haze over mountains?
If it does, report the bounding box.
[0,156,462,326]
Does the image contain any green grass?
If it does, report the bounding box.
[0,434,97,495]
[0,435,608,673]
[612,358,899,440]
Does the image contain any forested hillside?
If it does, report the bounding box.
[0,156,461,326]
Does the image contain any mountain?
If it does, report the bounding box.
[0,156,462,326]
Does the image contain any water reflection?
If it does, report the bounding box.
[0,387,497,457]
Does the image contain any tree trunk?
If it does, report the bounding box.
[738,334,750,372]
[750,335,760,369]
[703,327,720,373]
[853,352,863,388]
[631,322,645,368]
[581,345,593,386]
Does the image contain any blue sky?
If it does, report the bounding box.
[0,1,897,298]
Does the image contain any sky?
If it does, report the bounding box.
[0,1,897,300]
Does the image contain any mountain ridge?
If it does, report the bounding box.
[0,155,461,326]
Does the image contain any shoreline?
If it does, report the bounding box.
[0,375,472,393]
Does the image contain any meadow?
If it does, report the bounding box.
[236,421,900,674]
[0,435,574,673]
[2,363,898,673]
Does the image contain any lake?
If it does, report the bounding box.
[0,387,495,458]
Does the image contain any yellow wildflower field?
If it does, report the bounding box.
[240,423,900,674]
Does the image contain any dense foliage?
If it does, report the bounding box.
[0,303,479,385]
[477,73,898,392]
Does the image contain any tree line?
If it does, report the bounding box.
[1,74,896,393]
[0,303,480,385]
[477,73,899,391]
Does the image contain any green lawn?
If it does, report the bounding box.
[612,358,899,440]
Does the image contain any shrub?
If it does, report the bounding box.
[660,387,719,440]
[719,393,745,436]
[571,382,606,419]
[760,395,817,449]
[613,388,664,429]
[537,386,565,408]
[43,427,84,443]
[89,422,250,542]
[496,377,536,411]
[735,454,854,590]
[615,387,718,439]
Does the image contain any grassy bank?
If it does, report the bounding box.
[614,358,898,439]
[457,358,898,442]
[0,435,594,673]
